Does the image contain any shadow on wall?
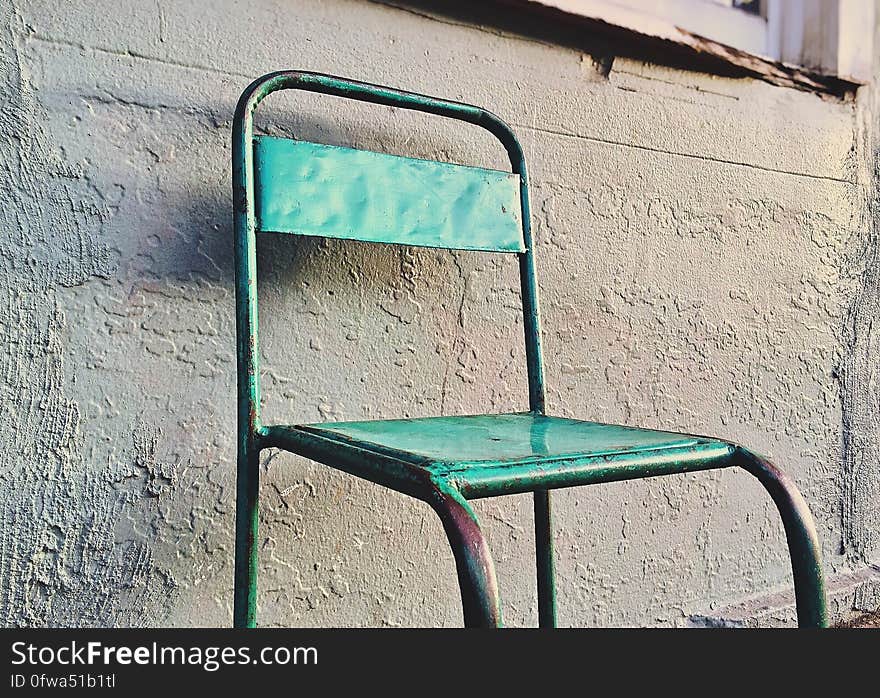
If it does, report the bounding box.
[157,103,492,292]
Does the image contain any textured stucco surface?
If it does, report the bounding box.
[1,0,879,627]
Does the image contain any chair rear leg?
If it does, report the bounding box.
[233,443,261,628]
[430,482,502,628]
[534,489,557,627]
[735,447,828,628]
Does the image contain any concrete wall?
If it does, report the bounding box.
[2,0,878,627]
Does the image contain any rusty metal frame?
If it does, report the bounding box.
[232,71,827,629]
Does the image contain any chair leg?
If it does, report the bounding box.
[734,447,828,628]
[430,482,502,628]
[233,443,261,628]
[534,489,557,627]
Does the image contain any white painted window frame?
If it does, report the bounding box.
[524,0,874,83]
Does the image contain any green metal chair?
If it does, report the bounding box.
[232,70,828,628]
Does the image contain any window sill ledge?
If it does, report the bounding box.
[502,0,862,99]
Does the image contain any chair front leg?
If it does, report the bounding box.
[233,441,261,628]
[734,447,828,628]
[429,481,502,628]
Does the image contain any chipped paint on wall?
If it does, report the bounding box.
[0,0,877,627]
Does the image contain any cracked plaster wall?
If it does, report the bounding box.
[1,0,878,627]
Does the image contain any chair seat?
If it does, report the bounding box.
[263,413,735,499]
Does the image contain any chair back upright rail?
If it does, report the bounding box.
[233,71,546,442]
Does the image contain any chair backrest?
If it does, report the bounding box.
[254,137,525,252]
[233,71,546,440]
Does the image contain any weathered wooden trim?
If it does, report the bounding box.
[765,0,874,85]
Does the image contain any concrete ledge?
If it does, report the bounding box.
[686,563,880,628]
